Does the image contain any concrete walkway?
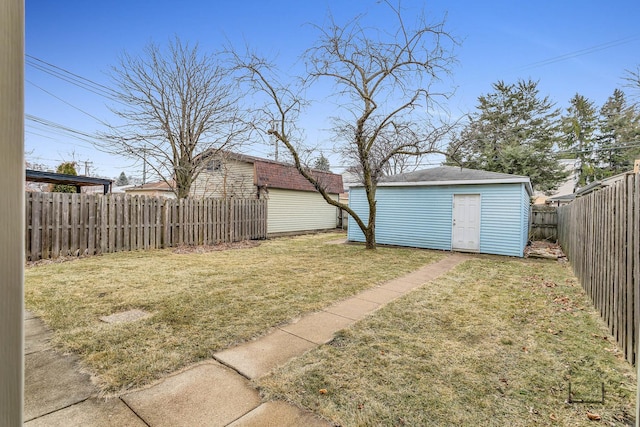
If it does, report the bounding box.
[24,253,468,426]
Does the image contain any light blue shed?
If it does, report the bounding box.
[347,166,533,257]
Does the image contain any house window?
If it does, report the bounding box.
[206,159,222,172]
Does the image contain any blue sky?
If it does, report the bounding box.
[26,0,640,180]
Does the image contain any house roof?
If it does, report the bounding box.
[254,160,343,194]
[352,166,533,195]
[546,193,576,203]
[125,180,174,192]
[574,171,631,197]
[198,150,344,194]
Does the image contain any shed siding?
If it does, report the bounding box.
[348,183,528,257]
[521,184,531,253]
[268,189,338,234]
[477,184,525,257]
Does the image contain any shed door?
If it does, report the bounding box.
[452,194,480,252]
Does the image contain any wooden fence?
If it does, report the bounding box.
[557,173,640,364]
[25,192,267,261]
[530,205,558,241]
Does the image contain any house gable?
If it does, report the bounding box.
[191,158,256,198]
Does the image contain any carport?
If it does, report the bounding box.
[26,169,113,194]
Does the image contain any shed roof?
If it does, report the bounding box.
[352,166,533,195]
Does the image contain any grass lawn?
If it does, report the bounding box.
[258,257,637,426]
[24,232,443,395]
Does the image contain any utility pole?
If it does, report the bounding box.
[82,160,93,176]
[271,120,278,162]
[142,153,147,184]
[142,143,147,184]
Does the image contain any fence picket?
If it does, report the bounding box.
[25,192,267,261]
[558,173,639,365]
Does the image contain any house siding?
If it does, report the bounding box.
[190,160,256,198]
[267,189,338,234]
[348,183,529,257]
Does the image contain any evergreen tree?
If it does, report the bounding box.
[51,161,78,193]
[446,79,568,194]
[313,153,331,172]
[597,89,640,177]
[560,94,598,187]
[115,172,130,186]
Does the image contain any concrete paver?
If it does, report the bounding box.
[280,311,354,344]
[323,297,381,320]
[380,277,425,293]
[228,401,331,427]
[24,317,51,355]
[214,330,316,379]
[122,362,261,427]
[25,398,146,427]
[354,287,403,304]
[24,349,96,422]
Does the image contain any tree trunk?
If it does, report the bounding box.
[364,226,376,249]
[364,197,376,249]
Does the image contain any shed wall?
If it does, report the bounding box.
[267,189,338,234]
[348,183,529,257]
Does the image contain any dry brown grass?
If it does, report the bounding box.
[24,232,442,394]
[258,257,636,426]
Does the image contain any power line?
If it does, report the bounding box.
[26,79,108,124]
[25,153,134,173]
[25,54,122,102]
[25,114,113,149]
[555,141,640,155]
[519,34,640,71]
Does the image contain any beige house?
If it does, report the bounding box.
[125,181,177,199]
[191,152,344,235]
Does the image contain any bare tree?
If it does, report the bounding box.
[101,37,248,198]
[234,1,458,249]
[624,65,640,105]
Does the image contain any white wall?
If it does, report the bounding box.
[267,189,338,234]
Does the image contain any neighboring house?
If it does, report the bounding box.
[191,152,344,235]
[348,166,533,257]
[125,181,177,199]
[573,170,633,198]
[543,159,640,206]
[545,193,575,207]
[534,158,579,205]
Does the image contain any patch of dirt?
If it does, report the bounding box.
[525,241,567,261]
[26,254,91,268]
[325,238,348,245]
[172,240,261,254]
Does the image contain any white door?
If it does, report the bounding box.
[452,194,480,252]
